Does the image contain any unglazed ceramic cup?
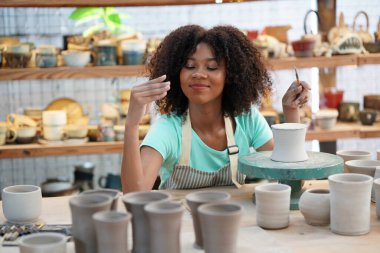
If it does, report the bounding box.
[122,191,171,253]
[336,150,372,173]
[270,123,308,162]
[144,200,184,253]
[81,188,121,210]
[377,149,380,160]
[255,183,291,229]
[198,203,243,253]
[373,178,380,218]
[93,211,131,253]
[345,160,380,176]
[185,191,231,249]
[19,232,66,253]
[1,185,42,224]
[329,173,373,236]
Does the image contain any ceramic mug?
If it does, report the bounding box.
[0,122,17,145]
[19,232,66,253]
[98,173,122,190]
[1,185,42,224]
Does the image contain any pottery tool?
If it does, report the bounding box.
[239,151,343,210]
[294,67,300,85]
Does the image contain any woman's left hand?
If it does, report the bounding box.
[282,81,311,110]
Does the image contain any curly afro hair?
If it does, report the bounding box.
[147,24,272,117]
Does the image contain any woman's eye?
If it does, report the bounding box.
[207,66,217,71]
[184,65,194,69]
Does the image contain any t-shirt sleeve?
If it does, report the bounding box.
[249,107,273,149]
[140,116,179,161]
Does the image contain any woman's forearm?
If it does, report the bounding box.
[121,122,147,193]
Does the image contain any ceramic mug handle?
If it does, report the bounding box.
[6,127,17,143]
[98,176,106,188]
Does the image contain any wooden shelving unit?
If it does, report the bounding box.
[1,122,379,159]
[1,54,378,81]
[0,0,258,7]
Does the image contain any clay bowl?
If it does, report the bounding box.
[363,42,380,53]
[315,109,338,129]
[4,52,32,68]
[62,50,91,67]
[345,160,380,176]
[359,110,377,126]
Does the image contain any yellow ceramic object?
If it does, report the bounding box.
[46,98,83,124]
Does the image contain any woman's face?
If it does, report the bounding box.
[180,42,226,106]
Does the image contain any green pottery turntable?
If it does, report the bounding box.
[238,151,344,210]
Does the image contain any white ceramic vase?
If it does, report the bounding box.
[299,189,330,226]
[270,123,308,162]
[329,173,373,236]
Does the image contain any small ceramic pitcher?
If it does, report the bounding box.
[329,173,373,236]
[185,191,231,249]
[122,191,171,253]
[144,200,184,253]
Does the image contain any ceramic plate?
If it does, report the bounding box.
[46,98,83,124]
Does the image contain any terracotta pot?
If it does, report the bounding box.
[185,191,230,249]
[93,211,132,253]
[329,173,373,236]
[144,200,184,253]
[299,189,330,226]
[122,191,171,253]
[198,203,243,253]
[69,194,113,253]
[271,123,308,162]
[255,183,291,229]
[323,89,344,110]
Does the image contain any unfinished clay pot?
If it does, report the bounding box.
[329,173,373,236]
[81,188,121,210]
[299,189,330,226]
[336,150,372,173]
[69,194,113,253]
[93,210,132,253]
[198,203,243,253]
[185,191,231,249]
[144,200,184,253]
[255,183,291,229]
[373,178,380,218]
[122,191,171,253]
[270,123,308,162]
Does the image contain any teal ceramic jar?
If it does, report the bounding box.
[94,45,118,66]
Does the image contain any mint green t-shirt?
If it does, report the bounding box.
[141,106,272,188]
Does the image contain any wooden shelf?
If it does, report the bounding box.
[1,122,379,159]
[1,54,379,81]
[0,0,258,7]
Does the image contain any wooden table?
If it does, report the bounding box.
[1,180,380,253]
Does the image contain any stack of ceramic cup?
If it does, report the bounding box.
[42,110,67,141]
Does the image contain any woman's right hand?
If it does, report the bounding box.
[125,75,170,126]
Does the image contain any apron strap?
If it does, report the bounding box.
[224,117,242,189]
[179,113,191,165]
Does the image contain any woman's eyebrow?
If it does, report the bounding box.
[187,57,217,61]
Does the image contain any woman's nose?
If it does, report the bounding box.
[191,71,207,79]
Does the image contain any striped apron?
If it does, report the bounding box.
[164,113,245,189]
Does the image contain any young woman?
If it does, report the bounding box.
[121,25,310,193]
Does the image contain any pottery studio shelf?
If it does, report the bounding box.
[1,122,379,159]
[0,0,259,7]
[1,54,379,81]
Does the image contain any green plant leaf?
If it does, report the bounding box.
[107,13,122,26]
[83,23,105,37]
[69,7,102,20]
[74,14,100,26]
